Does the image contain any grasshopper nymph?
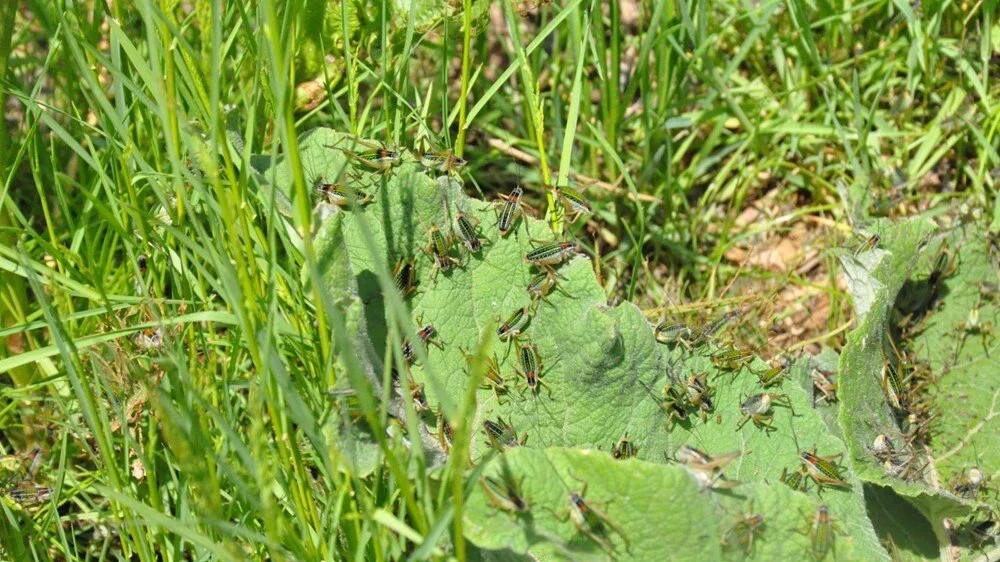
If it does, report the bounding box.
[423,224,462,278]
[566,480,628,554]
[525,241,579,274]
[392,257,419,299]
[314,179,374,207]
[483,417,526,450]
[481,474,529,514]
[463,350,511,404]
[721,513,765,554]
[495,186,526,236]
[854,233,881,255]
[799,448,852,493]
[420,149,467,174]
[328,139,402,173]
[552,184,593,223]
[654,322,697,349]
[736,392,793,432]
[455,212,487,254]
[497,307,530,342]
[527,271,570,305]
[611,433,639,460]
[802,504,841,560]
[513,342,551,398]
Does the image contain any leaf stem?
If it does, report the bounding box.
[455,0,473,157]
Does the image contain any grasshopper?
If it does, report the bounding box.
[512,342,552,398]
[436,414,454,452]
[1,448,51,506]
[780,466,805,491]
[798,448,852,494]
[525,241,580,275]
[854,232,881,255]
[495,186,526,236]
[483,417,526,450]
[736,392,794,432]
[710,345,757,374]
[801,504,841,560]
[455,212,488,254]
[685,374,715,419]
[497,306,531,342]
[420,149,466,174]
[566,479,628,554]
[611,433,639,460]
[756,355,790,387]
[463,350,511,404]
[673,445,742,490]
[953,300,995,361]
[423,224,462,278]
[879,359,907,411]
[481,474,529,515]
[810,368,838,404]
[721,513,765,554]
[390,369,430,412]
[415,316,444,350]
[654,322,698,349]
[552,184,593,224]
[527,271,571,305]
[328,139,402,173]
[314,179,374,207]
[661,384,691,426]
[391,257,419,299]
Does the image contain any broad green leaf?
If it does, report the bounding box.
[863,484,940,561]
[261,128,887,560]
[465,447,884,561]
[903,224,999,516]
[836,219,970,527]
[796,348,842,440]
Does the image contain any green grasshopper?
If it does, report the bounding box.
[685,375,715,419]
[391,257,419,299]
[512,341,551,398]
[798,448,852,494]
[495,186,526,237]
[481,474,529,515]
[527,271,571,305]
[611,433,639,460]
[721,512,765,554]
[953,298,995,362]
[661,383,691,426]
[673,445,742,490]
[780,466,805,491]
[328,139,402,173]
[854,232,881,255]
[879,358,906,411]
[654,322,698,349]
[436,414,454,453]
[455,212,488,254]
[552,184,593,224]
[566,478,628,554]
[801,504,841,560]
[423,224,462,278]
[1,448,51,506]
[420,149,466,175]
[497,306,530,342]
[463,350,511,404]
[524,241,580,275]
[314,179,374,207]
[483,417,526,450]
[709,346,758,378]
